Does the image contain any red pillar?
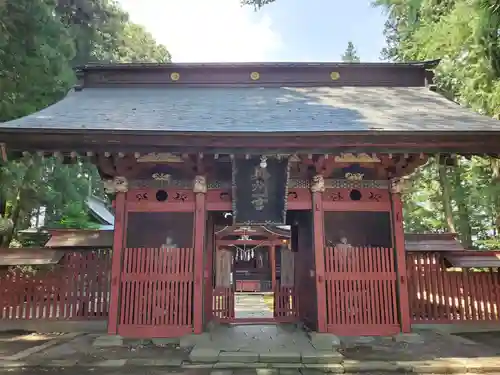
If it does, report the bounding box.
[192,190,207,334]
[204,213,214,325]
[391,191,411,333]
[107,192,126,335]
[312,186,327,332]
[270,244,276,292]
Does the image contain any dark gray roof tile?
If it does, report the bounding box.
[2,86,499,132]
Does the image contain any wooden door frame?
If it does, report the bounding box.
[390,191,411,332]
[321,186,409,334]
[109,188,204,336]
[107,192,127,334]
[215,240,277,293]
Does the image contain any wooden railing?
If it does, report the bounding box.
[407,252,500,323]
[0,250,111,320]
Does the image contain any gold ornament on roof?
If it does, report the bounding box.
[330,71,340,81]
[250,72,260,81]
[170,72,180,81]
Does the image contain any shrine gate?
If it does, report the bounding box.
[1,61,499,338]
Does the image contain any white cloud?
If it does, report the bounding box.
[117,0,282,62]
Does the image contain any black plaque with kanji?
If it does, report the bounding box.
[232,157,289,225]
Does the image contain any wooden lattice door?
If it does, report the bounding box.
[324,246,400,336]
[117,247,195,337]
[212,247,235,321]
[274,246,299,321]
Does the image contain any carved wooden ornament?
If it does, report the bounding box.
[104,176,129,193]
[345,172,364,181]
[310,174,325,193]
[390,178,412,194]
[334,153,381,163]
[136,153,183,163]
[193,175,207,194]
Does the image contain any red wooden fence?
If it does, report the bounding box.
[0,250,111,320]
[407,252,500,323]
[324,246,400,335]
[116,247,194,338]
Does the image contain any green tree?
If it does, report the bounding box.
[341,41,360,62]
[0,0,171,246]
[374,0,500,249]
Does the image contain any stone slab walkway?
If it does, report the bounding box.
[2,325,500,373]
[4,369,500,375]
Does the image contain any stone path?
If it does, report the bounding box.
[1,369,488,375]
[188,324,345,370]
[234,294,273,319]
[2,325,500,372]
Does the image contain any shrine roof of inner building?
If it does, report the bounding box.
[1,60,500,155]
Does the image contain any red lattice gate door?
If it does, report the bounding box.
[324,246,400,336]
[117,247,194,338]
[212,248,235,321]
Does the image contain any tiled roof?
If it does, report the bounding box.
[2,86,499,132]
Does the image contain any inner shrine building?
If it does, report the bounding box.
[1,61,500,338]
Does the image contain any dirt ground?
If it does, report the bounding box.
[0,331,63,359]
[27,334,190,366]
[454,331,500,353]
[339,330,500,361]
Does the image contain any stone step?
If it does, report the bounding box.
[188,347,344,364]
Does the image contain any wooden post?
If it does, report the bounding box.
[311,175,327,332]
[107,191,127,335]
[192,176,207,334]
[204,213,214,325]
[270,245,276,292]
[391,187,411,333]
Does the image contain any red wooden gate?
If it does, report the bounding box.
[274,286,298,321]
[212,287,235,321]
[324,246,400,336]
[117,247,194,337]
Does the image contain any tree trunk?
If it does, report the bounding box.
[437,162,456,233]
[451,160,473,249]
[491,157,500,236]
[1,163,36,247]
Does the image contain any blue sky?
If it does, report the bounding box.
[117,0,387,62]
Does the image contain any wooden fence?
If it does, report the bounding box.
[2,247,500,328]
[0,250,111,320]
[407,252,500,323]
